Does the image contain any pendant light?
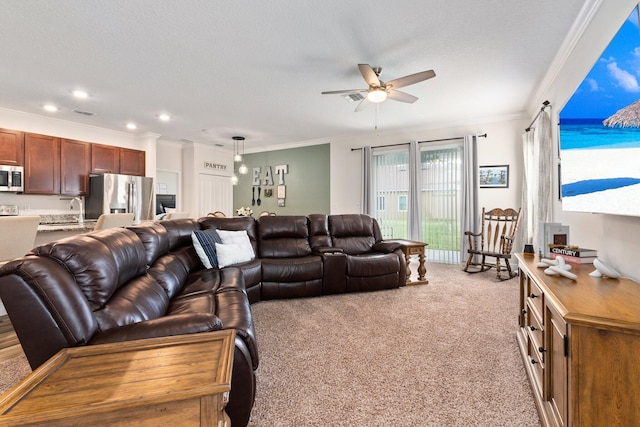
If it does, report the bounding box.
[233,136,248,175]
[233,136,243,162]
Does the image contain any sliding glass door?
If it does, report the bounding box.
[372,147,409,240]
[419,144,463,263]
[372,142,463,263]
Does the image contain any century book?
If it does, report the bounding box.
[550,246,598,257]
[550,253,597,264]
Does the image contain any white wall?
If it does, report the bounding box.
[533,0,640,280]
[156,140,184,209]
[330,117,528,216]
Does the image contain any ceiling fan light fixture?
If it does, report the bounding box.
[367,88,387,103]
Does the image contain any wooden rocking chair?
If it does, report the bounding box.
[463,207,521,280]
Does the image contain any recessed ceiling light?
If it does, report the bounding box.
[43,104,58,112]
[126,122,137,130]
[158,113,171,122]
[72,90,89,99]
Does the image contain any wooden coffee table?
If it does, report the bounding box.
[0,330,235,427]
[388,239,429,285]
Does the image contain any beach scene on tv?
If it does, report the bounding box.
[559,5,640,217]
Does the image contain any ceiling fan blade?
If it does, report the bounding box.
[387,90,418,103]
[321,89,367,95]
[385,69,435,90]
[354,97,371,112]
[358,64,381,87]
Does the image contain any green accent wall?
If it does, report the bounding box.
[233,143,330,215]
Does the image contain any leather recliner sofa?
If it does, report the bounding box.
[0,213,406,426]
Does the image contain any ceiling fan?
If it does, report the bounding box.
[321,64,436,112]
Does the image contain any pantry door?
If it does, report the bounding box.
[198,173,233,217]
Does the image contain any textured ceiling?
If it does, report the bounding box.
[0,0,588,151]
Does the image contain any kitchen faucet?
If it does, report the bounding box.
[69,197,84,226]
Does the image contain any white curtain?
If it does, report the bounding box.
[515,128,535,255]
[361,146,373,215]
[460,135,479,262]
[517,110,553,255]
[408,141,422,241]
[534,111,554,251]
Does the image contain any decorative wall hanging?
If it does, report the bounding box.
[479,165,509,188]
[277,185,286,198]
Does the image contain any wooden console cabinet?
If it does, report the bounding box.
[0,331,235,426]
[516,253,640,426]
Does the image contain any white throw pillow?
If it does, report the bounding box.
[216,243,254,268]
[215,229,255,267]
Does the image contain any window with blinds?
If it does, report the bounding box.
[372,143,463,264]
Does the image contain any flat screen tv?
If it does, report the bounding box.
[155,194,176,215]
[558,5,640,217]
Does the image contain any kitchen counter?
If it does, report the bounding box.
[37,221,97,232]
[36,213,97,233]
[34,216,97,246]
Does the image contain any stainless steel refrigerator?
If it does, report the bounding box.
[86,173,154,224]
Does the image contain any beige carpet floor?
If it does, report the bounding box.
[0,262,540,426]
[246,262,540,426]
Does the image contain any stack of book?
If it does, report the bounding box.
[549,246,598,264]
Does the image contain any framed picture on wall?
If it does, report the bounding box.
[479,165,509,188]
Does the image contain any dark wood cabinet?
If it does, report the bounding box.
[91,143,120,174]
[0,128,24,166]
[119,147,145,176]
[24,133,60,194]
[91,145,145,176]
[61,139,91,196]
[8,126,146,195]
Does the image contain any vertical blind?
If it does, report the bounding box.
[372,142,463,264]
[373,147,409,240]
[420,144,463,263]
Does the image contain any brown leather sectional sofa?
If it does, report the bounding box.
[0,214,406,426]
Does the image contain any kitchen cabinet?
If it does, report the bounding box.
[91,144,145,176]
[91,143,120,174]
[5,126,147,195]
[0,129,24,166]
[120,147,146,176]
[24,133,60,194]
[61,139,91,196]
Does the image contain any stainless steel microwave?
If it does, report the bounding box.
[0,165,24,192]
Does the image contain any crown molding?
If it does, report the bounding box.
[527,0,604,115]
